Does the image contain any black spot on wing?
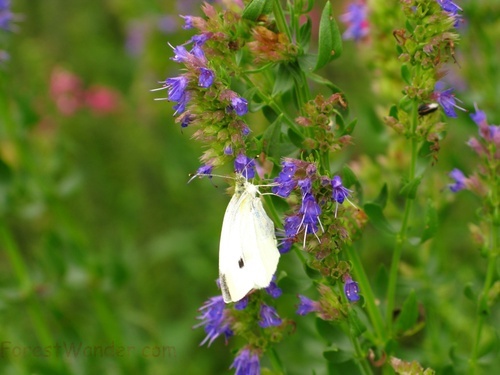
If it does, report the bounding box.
[238,258,244,268]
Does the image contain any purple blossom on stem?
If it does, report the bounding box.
[331,176,351,204]
[170,44,191,63]
[230,348,260,375]
[180,15,194,29]
[172,91,190,115]
[234,154,256,179]
[265,276,282,298]
[340,1,369,41]
[188,33,210,46]
[272,160,298,198]
[180,113,194,128]
[344,276,360,302]
[448,168,466,192]
[299,194,322,234]
[431,81,466,118]
[164,76,188,102]
[258,304,282,328]
[0,0,13,31]
[198,67,215,88]
[194,296,233,346]
[296,295,320,315]
[298,178,312,196]
[234,297,248,310]
[470,104,487,127]
[223,145,233,155]
[229,96,248,116]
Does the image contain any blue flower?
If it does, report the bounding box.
[299,194,322,234]
[180,113,194,128]
[194,296,233,346]
[188,33,210,46]
[172,91,190,115]
[284,214,302,237]
[470,104,487,127]
[224,145,233,155]
[340,1,369,41]
[230,348,260,375]
[191,45,206,61]
[165,76,189,102]
[180,15,194,29]
[170,44,191,63]
[296,295,319,315]
[331,176,351,204]
[265,276,282,298]
[198,67,215,88]
[436,0,462,14]
[298,178,312,196]
[0,0,13,31]
[230,96,248,116]
[448,168,466,192]
[278,238,294,254]
[344,276,360,302]
[432,81,466,118]
[234,154,256,179]
[234,297,248,310]
[272,160,298,198]
[258,304,282,328]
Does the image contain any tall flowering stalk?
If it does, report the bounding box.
[157,0,485,374]
[448,105,500,374]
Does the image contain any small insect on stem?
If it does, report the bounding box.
[418,102,439,116]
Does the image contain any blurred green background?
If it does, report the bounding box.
[1,0,499,374]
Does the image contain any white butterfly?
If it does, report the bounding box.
[219,174,280,303]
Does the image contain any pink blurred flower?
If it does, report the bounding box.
[49,67,84,116]
[85,85,120,115]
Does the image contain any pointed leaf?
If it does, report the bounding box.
[364,203,396,235]
[287,128,305,149]
[323,349,353,364]
[262,115,283,159]
[373,183,389,209]
[242,0,274,21]
[315,1,343,70]
[395,290,418,333]
[299,16,312,51]
[399,176,422,199]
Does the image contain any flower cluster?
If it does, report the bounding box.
[448,104,500,196]
[155,4,254,170]
[194,296,233,347]
[341,1,370,42]
[273,158,355,253]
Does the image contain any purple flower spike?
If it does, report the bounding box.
[344,276,360,302]
[265,276,282,298]
[470,104,487,127]
[340,1,369,41]
[198,67,215,88]
[436,0,462,15]
[448,168,466,192]
[230,96,248,116]
[300,194,322,231]
[165,76,188,102]
[272,160,298,198]
[234,154,256,179]
[170,44,191,63]
[432,82,466,118]
[230,348,260,375]
[180,15,194,29]
[296,295,319,315]
[194,296,233,346]
[234,297,248,310]
[258,304,282,328]
[172,91,190,115]
[331,176,351,204]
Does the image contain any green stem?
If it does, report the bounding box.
[268,347,287,374]
[273,0,292,41]
[0,223,63,368]
[385,100,419,331]
[469,222,499,373]
[351,333,374,375]
[347,245,386,343]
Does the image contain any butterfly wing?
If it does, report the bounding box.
[247,195,280,288]
[219,180,280,303]
[219,189,256,303]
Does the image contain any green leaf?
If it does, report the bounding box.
[401,64,411,84]
[299,16,312,51]
[287,128,305,149]
[297,53,317,73]
[373,183,389,209]
[0,157,13,188]
[323,349,353,364]
[341,165,358,188]
[463,283,476,301]
[364,203,396,235]
[308,73,344,95]
[304,264,322,279]
[272,64,295,96]
[342,119,357,136]
[399,176,422,199]
[347,308,367,337]
[327,359,362,375]
[316,318,344,344]
[389,104,399,119]
[395,290,418,333]
[242,0,274,21]
[262,114,283,159]
[420,200,438,243]
[315,1,343,70]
